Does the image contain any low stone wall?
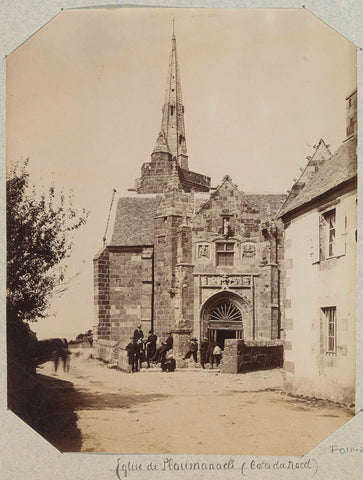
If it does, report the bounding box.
[93,339,119,364]
[221,339,284,374]
[118,348,130,372]
[69,340,93,348]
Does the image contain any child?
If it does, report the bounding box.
[213,344,222,367]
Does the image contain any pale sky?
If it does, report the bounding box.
[6,8,356,340]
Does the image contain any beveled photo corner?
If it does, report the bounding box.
[6,8,357,455]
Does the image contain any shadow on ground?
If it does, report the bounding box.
[8,367,171,452]
[67,391,170,411]
[8,370,82,452]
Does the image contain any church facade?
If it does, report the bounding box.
[93,32,285,367]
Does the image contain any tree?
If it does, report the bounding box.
[7,159,89,429]
[7,159,89,325]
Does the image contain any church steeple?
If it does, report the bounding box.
[135,27,210,194]
[153,24,188,170]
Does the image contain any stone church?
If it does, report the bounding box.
[93,31,286,368]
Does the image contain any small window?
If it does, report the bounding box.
[321,209,336,258]
[216,242,234,266]
[170,106,174,116]
[322,307,337,353]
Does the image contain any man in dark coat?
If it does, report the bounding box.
[126,337,139,372]
[161,356,176,372]
[183,338,198,363]
[159,332,173,365]
[133,324,144,343]
[208,340,216,369]
[199,337,210,369]
[146,330,157,367]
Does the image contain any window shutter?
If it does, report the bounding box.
[310,212,320,263]
[335,202,346,257]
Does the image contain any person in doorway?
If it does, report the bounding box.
[213,344,222,367]
[208,340,216,368]
[182,338,198,363]
[199,337,210,369]
[133,324,144,343]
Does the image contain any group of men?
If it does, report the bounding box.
[126,325,223,372]
[183,337,222,369]
[125,325,175,372]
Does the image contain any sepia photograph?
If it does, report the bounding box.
[5,6,358,459]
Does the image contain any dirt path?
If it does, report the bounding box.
[38,349,353,455]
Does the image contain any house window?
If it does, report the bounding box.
[321,209,336,258]
[216,242,234,266]
[322,307,337,353]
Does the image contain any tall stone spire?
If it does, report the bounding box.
[135,27,210,194]
[154,24,188,170]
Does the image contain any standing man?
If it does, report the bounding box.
[146,330,157,368]
[133,324,144,343]
[199,337,209,369]
[126,337,139,373]
[208,340,216,369]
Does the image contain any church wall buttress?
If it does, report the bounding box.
[153,216,182,338]
[175,224,194,330]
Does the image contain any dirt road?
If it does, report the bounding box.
[36,349,353,456]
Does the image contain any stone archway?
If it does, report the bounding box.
[200,291,250,348]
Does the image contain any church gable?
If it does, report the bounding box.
[192,176,261,240]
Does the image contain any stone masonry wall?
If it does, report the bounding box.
[93,249,111,341]
[136,152,173,194]
[221,339,283,374]
[108,247,153,349]
[136,152,211,194]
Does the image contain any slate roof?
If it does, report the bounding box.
[278,139,331,215]
[192,191,212,214]
[107,190,286,248]
[245,194,286,221]
[108,195,161,247]
[279,136,357,218]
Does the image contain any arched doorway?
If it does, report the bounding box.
[201,291,249,349]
